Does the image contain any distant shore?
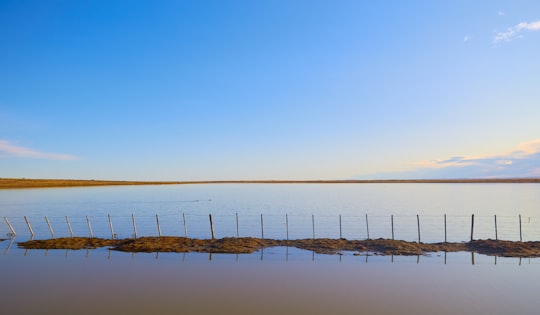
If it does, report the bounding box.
[1,177,539,189]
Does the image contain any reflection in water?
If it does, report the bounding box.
[2,184,540,315]
[2,238,536,266]
[2,242,540,315]
[3,237,15,255]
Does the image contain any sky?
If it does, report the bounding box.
[1,0,540,181]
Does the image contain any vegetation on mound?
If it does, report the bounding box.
[467,240,540,257]
[111,237,281,253]
[21,237,119,250]
[17,237,540,258]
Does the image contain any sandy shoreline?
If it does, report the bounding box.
[16,237,540,258]
[2,177,540,189]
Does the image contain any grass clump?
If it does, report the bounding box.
[17,237,540,258]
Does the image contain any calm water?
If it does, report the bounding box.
[1,184,540,314]
[1,241,539,315]
[1,183,540,241]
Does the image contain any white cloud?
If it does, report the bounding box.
[364,139,540,179]
[418,140,540,170]
[496,160,512,166]
[0,140,78,160]
[425,140,540,177]
[463,35,469,42]
[498,11,505,16]
[508,139,540,157]
[494,19,540,43]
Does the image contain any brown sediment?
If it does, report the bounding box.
[111,237,281,254]
[466,239,540,257]
[20,237,119,250]
[17,237,540,258]
[2,177,540,189]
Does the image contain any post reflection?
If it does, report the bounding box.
[3,237,15,255]
[1,242,536,266]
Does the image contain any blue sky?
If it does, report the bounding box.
[1,0,539,180]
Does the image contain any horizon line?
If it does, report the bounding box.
[1,177,540,189]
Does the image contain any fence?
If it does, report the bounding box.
[2,212,539,243]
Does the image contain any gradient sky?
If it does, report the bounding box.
[1,0,539,180]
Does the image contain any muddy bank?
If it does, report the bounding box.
[17,237,540,258]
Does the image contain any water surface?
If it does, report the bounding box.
[1,183,539,241]
[1,184,540,315]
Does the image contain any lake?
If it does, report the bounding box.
[1,183,540,241]
[1,183,540,314]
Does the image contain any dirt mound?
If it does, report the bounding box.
[21,237,117,250]
[467,239,540,257]
[17,237,540,258]
[111,237,279,254]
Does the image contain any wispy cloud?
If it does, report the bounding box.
[494,20,540,43]
[417,139,540,171]
[0,140,78,160]
[362,140,540,179]
[498,10,505,17]
[511,139,540,157]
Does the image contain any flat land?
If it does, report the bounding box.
[17,237,540,257]
[1,177,539,189]
[0,178,184,189]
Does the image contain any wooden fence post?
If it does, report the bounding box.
[444,214,447,243]
[391,215,394,240]
[494,214,498,240]
[132,213,138,238]
[24,216,34,237]
[66,216,74,237]
[108,214,115,239]
[470,214,474,241]
[519,214,522,242]
[209,214,215,240]
[339,214,342,239]
[236,212,239,238]
[45,216,54,238]
[156,214,162,237]
[312,214,315,239]
[260,214,264,239]
[4,217,16,236]
[417,214,421,243]
[182,213,188,238]
[86,216,94,238]
[365,214,370,240]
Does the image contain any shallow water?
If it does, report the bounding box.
[1,183,540,242]
[2,241,540,315]
[1,184,540,314]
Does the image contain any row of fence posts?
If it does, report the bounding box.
[1,213,528,242]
